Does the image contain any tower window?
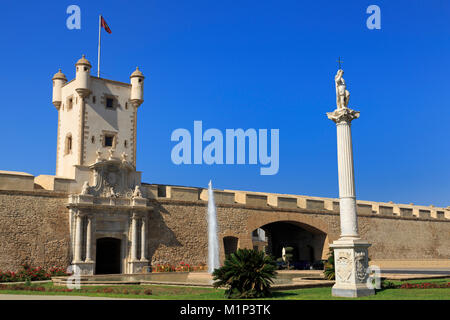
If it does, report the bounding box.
[65,134,72,155]
[104,135,114,147]
[124,140,128,148]
[106,98,114,109]
[67,97,73,110]
[92,96,96,104]
[91,136,95,143]
[102,94,117,110]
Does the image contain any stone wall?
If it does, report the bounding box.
[0,185,449,272]
[148,191,450,267]
[359,215,450,260]
[0,190,70,271]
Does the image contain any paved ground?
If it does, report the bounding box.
[0,294,136,300]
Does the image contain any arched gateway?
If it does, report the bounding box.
[216,208,332,267]
[252,221,327,269]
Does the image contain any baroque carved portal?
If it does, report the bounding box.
[89,159,141,198]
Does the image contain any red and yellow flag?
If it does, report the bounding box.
[101,16,112,34]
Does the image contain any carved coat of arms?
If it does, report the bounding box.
[336,252,353,282]
[89,159,140,198]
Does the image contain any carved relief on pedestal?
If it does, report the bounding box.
[355,249,369,283]
[335,251,353,283]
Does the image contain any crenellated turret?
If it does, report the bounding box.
[130,67,145,107]
[75,54,92,98]
[52,69,67,109]
[52,55,145,178]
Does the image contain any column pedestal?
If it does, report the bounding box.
[330,239,374,297]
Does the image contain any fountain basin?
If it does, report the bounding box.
[53,270,334,290]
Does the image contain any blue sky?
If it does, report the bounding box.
[0,1,449,207]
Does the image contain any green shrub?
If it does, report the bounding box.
[212,248,277,299]
[381,280,397,289]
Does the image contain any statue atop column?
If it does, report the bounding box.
[327,64,375,298]
[335,69,350,109]
[328,67,359,124]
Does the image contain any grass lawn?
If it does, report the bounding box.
[0,278,448,300]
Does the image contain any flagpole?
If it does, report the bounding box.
[97,15,101,77]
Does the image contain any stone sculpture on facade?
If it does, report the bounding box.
[108,148,115,160]
[108,186,117,198]
[132,185,143,198]
[95,150,103,163]
[80,181,91,195]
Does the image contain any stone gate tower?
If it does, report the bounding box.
[50,55,151,275]
[52,55,145,180]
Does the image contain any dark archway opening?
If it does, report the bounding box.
[95,237,121,274]
[252,221,327,270]
[223,236,239,257]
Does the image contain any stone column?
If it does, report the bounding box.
[130,213,138,261]
[329,108,360,238]
[140,216,148,261]
[327,107,375,297]
[73,211,83,263]
[85,215,93,262]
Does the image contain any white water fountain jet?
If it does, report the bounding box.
[207,180,220,274]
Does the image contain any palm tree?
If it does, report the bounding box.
[212,248,277,299]
[323,249,335,280]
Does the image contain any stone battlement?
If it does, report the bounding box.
[141,183,449,220]
[0,171,448,220]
